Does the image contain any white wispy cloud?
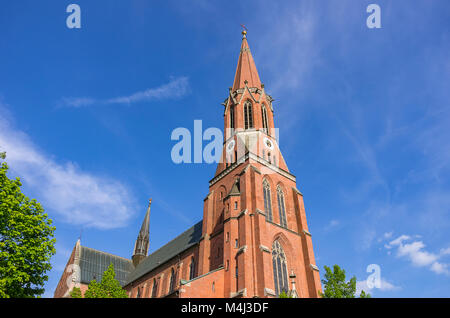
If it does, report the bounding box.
[378,232,393,243]
[0,103,136,230]
[356,278,400,296]
[249,2,320,136]
[255,3,318,93]
[385,235,450,276]
[324,219,340,232]
[440,247,450,256]
[59,76,190,108]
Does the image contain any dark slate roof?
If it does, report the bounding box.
[125,220,203,286]
[79,246,134,287]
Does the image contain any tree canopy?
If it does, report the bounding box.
[0,153,56,298]
[83,263,128,298]
[70,286,82,298]
[320,264,371,298]
[278,291,293,298]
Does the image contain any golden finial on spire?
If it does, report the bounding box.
[240,24,247,38]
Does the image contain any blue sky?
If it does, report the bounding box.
[0,0,449,297]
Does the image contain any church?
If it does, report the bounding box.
[54,31,322,298]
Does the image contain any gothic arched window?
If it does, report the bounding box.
[261,104,269,133]
[272,240,289,295]
[263,179,273,222]
[277,186,288,228]
[151,278,158,298]
[169,268,177,293]
[189,257,195,280]
[244,101,254,129]
[136,286,141,298]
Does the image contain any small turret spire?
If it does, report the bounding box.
[288,270,299,298]
[132,199,152,267]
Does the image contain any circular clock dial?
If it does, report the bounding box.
[263,137,274,150]
[226,140,236,153]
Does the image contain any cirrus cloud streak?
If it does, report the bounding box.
[59,76,190,108]
[0,105,136,230]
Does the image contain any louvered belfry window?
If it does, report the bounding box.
[244,101,253,129]
[230,105,235,130]
[261,104,269,133]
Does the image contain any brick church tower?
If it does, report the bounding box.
[54,30,321,299]
[194,30,322,298]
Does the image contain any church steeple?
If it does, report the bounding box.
[232,30,262,91]
[132,199,151,267]
[217,30,281,176]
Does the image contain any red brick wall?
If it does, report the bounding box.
[205,156,322,298]
[180,268,225,298]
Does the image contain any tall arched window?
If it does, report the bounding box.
[151,278,158,298]
[261,104,269,133]
[263,179,273,222]
[230,105,235,130]
[235,264,239,290]
[277,186,288,228]
[169,268,177,293]
[189,257,195,280]
[244,101,254,129]
[272,240,289,295]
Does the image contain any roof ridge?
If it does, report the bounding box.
[124,220,203,286]
[147,220,202,258]
[80,245,132,262]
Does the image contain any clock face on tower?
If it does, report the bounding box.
[226,140,236,153]
[263,137,274,150]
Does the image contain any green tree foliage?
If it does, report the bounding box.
[319,264,371,298]
[84,263,128,298]
[0,154,56,298]
[278,291,293,298]
[70,286,82,298]
[359,290,371,298]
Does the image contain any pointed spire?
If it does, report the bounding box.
[232,30,262,91]
[132,199,152,267]
[139,198,151,237]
